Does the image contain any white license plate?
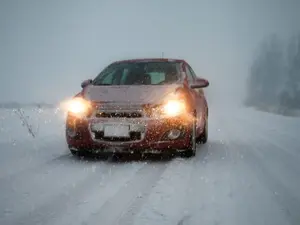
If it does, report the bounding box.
[104,125,130,137]
[91,123,103,131]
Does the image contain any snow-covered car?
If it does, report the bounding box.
[65,58,209,157]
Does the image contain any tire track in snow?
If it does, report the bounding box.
[0,160,145,225]
[81,161,169,225]
[0,154,107,220]
[233,140,299,225]
[231,115,300,173]
[228,116,300,225]
[185,140,239,225]
[181,112,242,225]
[181,113,291,225]
[129,156,199,225]
[232,116,300,184]
[0,138,69,179]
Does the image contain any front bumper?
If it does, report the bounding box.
[66,114,193,153]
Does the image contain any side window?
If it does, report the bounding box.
[102,73,114,84]
[189,66,204,95]
[189,67,197,79]
[101,69,120,85]
[185,64,194,83]
[120,69,129,84]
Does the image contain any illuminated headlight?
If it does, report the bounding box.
[152,100,186,117]
[66,97,91,116]
[163,100,186,116]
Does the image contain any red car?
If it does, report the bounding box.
[65,58,209,158]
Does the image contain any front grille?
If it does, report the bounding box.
[94,131,141,142]
[95,111,143,118]
[94,103,144,118]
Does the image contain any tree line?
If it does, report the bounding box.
[245,32,300,113]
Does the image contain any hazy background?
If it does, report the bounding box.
[1,0,299,105]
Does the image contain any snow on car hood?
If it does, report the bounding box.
[83,84,181,104]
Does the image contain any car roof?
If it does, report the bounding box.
[112,58,187,64]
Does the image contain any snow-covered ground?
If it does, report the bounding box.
[0,106,300,225]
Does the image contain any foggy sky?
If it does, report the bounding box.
[0,0,299,104]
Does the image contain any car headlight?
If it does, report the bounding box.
[162,100,186,116]
[151,100,186,118]
[67,97,91,116]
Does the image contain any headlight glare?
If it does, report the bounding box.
[67,98,90,116]
[151,100,186,118]
[162,100,186,116]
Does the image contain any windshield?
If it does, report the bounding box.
[92,61,180,85]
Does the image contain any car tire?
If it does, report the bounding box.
[180,115,197,158]
[197,118,208,144]
[70,148,85,157]
[70,149,79,156]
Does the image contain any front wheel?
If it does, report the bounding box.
[180,117,197,158]
[70,149,84,157]
[197,117,208,144]
[70,149,77,155]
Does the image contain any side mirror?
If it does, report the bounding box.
[190,78,209,89]
[81,79,92,88]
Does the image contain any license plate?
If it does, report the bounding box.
[104,125,130,137]
[91,123,103,131]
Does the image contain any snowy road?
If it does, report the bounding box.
[0,107,300,225]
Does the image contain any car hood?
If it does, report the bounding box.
[83,84,182,104]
